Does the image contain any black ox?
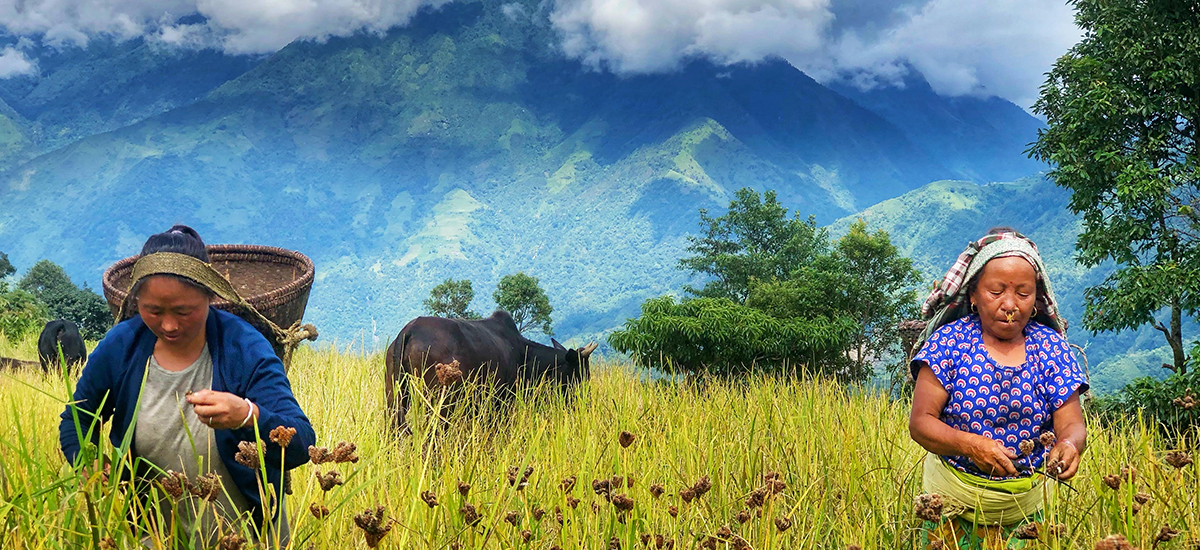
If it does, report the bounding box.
[384,311,595,432]
[38,319,87,372]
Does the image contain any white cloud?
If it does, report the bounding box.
[823,0,1081,109]
[0,0,452,54]
[550,0,833,73]
[0,46,36,77]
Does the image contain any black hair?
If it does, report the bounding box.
[986,226,1018,236]
[140,224,210,261]
[131,224,214,299]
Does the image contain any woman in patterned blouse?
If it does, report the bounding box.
[908,228,1088,549]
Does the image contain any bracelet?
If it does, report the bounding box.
[236,398,254,429]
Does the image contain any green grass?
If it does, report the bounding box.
[0,334,1197,549]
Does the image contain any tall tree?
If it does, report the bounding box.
[1029,0,1200,374]
[423,278,480,319]
[0,251,13,279]
[18,260,111,340]
[679,188,827,303]
[493,273,553,335]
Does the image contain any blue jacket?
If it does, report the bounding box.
[58,308,316,526]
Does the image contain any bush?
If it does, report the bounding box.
[1089,349,1200,446]
[607,296,857,378]
[18,260,111,340]
[0,288,50,341]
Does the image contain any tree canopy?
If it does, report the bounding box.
[423,278,480,319]
[0,251,13,280]
[1029,0,1200,373]
[494,272,554,335]
[18,260,111,340]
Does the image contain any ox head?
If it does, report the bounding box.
[550,339,596,385]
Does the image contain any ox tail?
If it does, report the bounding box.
[384,332,412,435]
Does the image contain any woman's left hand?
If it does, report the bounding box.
[187,389,255,430]
[1046,439,1081,480]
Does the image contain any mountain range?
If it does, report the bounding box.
[0,0,1168,391]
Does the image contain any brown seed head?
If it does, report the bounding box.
[735,510,751,524]
[235,440,261,470]
[315,470,344,492]
[309,502,330,519]
[766,478,786,494]
[649,483,664,498]
[1094,534,1135,550]
[420,490,438,508]
[354,505,393,548]
[679,488,695,503]
[609,537,622,550]
[1103,474,1121,490]
[914,493,944,522]
[1046,523,1068,538]
[99,537,117,550]
[627,475,635,488]
[619,431,636,448]
[701,537,717,550]
[612,493,635,512]
[1120,465,1137,483]
[592,478,612,496]
[1164,451,1193,469]
[505,510,520,526]
[159,470,188,499]
[775,516,792,532]
[566,495,580,509]
[1045,457,1066,477]
[269,426,296,448]
[1039,431,1057,448]
[1019,439,1035,457]
[668,505,678,518]
[460,503,481,526]
[560,475,577,493]
[555,507,564,524]
[656,535,674,549]
[308,445,334,465]
[846,546,862,550]
[458,480,471,496]
[729,535,750,550]
[641,534,651,546]
[219,532,247,550]
[611,474,625,489]
[522,529,532,543]
[436,359,464,385]
[692,476,712,497]
[1134,492,1151,505]
[188,472,222,502]
[716,525,733,539]
[1156,524,1179,543]
[745,486,768,509]
[929,541,944,550]
[1014,522,1040,540]
[332,441,359,464]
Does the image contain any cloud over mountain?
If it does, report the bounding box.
[0,0,1080,107]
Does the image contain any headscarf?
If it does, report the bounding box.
[911,231,1065,358]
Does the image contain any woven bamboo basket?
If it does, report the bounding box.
[102,245,315,362]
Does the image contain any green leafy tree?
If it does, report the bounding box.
[493,272,553,335]
[423,278,480,319]
[1029,0,1200,374]
[0,288,49,340]
[0,251,13,279]
[680,188,828,303]
[18,260,111,340]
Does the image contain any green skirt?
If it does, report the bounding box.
[920,511,1043,550]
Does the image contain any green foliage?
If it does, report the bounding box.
[1089,367,1200,446]
[1029,0,1200,373]
[616,189,919,381]
[680,188,828,303]
[0,251,13,279]
[422,278,480,319]
[17,260,110,340]
[493,272,553,335]
[0,287,49,341]
[607,296,857,378]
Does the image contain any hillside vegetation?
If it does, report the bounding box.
[0,336,1196,549]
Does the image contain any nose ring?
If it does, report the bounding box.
[1005,306,1020,322]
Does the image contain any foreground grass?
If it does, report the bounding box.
[0,335,1197,549]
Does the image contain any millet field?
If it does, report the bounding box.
[0,334,1197,550]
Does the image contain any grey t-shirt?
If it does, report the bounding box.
[136,345,288,545]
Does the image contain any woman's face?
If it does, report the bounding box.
[970,256,1038,341]
[136,275,210,347]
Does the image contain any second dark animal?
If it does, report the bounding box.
[385,310,595,433]
[38,319,87,372]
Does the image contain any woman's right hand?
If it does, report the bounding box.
[965,434,1018,477]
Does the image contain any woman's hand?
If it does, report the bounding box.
[1046,440,1081,479]
[965,434,1019,477]
[186,390,256,430]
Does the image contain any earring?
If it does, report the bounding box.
[970,302,978,314]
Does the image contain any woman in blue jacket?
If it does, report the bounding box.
[58,225,315,545]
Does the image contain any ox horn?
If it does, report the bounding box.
[579,342,598,358]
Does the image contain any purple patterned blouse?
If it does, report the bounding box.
[911,315,1088,480]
